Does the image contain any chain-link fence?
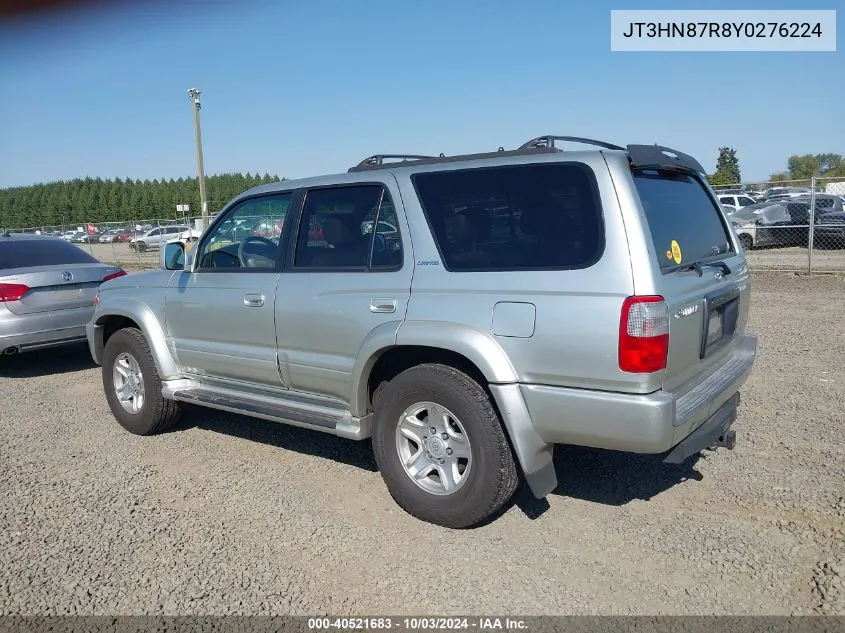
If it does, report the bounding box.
[5,177,845,273]
[713,176,845,272]
[2,215,217,271]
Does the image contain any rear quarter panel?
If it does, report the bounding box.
[396,152,641,393]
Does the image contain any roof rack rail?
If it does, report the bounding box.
[349,154,442,172]
[518,135,625,152]
[520,135,706,174]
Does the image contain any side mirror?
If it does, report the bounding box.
[161,242,186,270]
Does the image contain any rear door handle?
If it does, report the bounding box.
[243,293,265,307]
[370,298,397,314]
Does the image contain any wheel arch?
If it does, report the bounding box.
[92,302,180,379]
[350,324,558,499]
[350,321,519,418]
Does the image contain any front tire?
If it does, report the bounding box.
[102,327,181,435]
[371,363,519,528]
[136,241,147,253]
[739,234,753,251]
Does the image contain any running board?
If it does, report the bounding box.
[166,387,371,440]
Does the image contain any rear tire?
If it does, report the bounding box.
[371,363,519,528]
[102,327,181,435]
[739,234,753,251]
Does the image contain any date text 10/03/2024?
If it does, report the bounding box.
[307,617,528,631]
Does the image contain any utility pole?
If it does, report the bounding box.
[187,88,208,231]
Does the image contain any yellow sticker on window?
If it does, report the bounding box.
[670,240,682,264]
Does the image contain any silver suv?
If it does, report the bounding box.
[128,225,189,252]
[86,135,758,528]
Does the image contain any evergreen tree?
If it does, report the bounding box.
[0,172,282,229]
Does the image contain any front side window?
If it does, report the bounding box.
[294,184,403,270]
[196,193,292,270]
[412,162,604,272]
[737,197,755,207]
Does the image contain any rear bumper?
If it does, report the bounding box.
[489,333,756,500]
[518,333,757,455]
[0,306,93,353]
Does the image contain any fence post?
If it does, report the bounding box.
[808,177,816,274]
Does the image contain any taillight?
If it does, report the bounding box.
[619,295,670,373]
[101,270,127,283]
[0,283,29,303]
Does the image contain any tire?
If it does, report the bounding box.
[739,234,753,251]
[136,241,147,253]
[371,363,519,529]
[102,327,181,436]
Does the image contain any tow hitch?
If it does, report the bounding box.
[663,393,740,464]
[708,429,736,451]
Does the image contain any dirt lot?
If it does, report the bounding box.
[1,272,843,616]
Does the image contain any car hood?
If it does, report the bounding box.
[818,211,845,223]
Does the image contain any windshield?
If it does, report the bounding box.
[633,169,734,272]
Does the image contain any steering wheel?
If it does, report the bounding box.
[237,235,277,267]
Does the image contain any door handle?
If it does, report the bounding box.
[243,293,265,307]
[370,298,397,314]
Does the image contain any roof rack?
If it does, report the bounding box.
[520,135,706,174]
[349,154,442,171]
[518,135,625,152]
[348,146,558,172]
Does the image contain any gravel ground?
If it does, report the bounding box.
[1,271,843,616]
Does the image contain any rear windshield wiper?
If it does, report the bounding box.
[669,260,732,277]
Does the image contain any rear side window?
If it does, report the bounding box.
[412,162,604,271]
[0,239,99,270]
[632,170,734,272]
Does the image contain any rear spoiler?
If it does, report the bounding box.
[625,144,706,175]
[518,136,706,175]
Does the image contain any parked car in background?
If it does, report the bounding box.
[99,229,133,243]
[764,186,812,201]
[727,195,845,250]
[128,225,189,252]
[0,233,127,356]
[73,231,101,244]
[717,193,758,213]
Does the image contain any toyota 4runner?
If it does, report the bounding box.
[87,135,758,528]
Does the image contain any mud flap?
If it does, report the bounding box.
[488,383,558,498]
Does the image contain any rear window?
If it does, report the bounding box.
[632,170,734,272]
[412,162,604,271]
[0,239,99,270]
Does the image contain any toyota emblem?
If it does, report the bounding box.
[61,271,74,282]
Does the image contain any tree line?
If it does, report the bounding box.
[2,149,844,230]
[0,173,282,230]
[707,148,845,189]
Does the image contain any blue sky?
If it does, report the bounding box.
[0,0,841,188]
